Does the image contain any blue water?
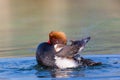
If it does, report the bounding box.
[0,55,120,80]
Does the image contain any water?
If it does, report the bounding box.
[0,55,120,80]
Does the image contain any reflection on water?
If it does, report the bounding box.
[0,55,120,80]
[0,0,120,57]
[52,69,85,78]
[35,66,85,78]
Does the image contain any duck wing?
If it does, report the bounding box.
[55,44,80,58]
[54,37,91,58]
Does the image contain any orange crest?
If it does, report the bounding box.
[49,31,67,45]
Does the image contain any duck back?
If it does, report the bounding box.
[36,42,56,68]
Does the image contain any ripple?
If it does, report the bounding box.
[0,55,120,80]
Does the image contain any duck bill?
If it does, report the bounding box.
[79,36,91,52]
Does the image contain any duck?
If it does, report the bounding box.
[36,31,67,68]
[36,31,101,69]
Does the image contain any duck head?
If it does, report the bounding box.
[48,31,67,45]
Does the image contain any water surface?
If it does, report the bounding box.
[0,55,120,80]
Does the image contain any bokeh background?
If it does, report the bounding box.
[0,0,120,57]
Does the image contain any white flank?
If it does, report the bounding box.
[55,56,78,69]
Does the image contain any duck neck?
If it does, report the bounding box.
[47,40,51,44]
